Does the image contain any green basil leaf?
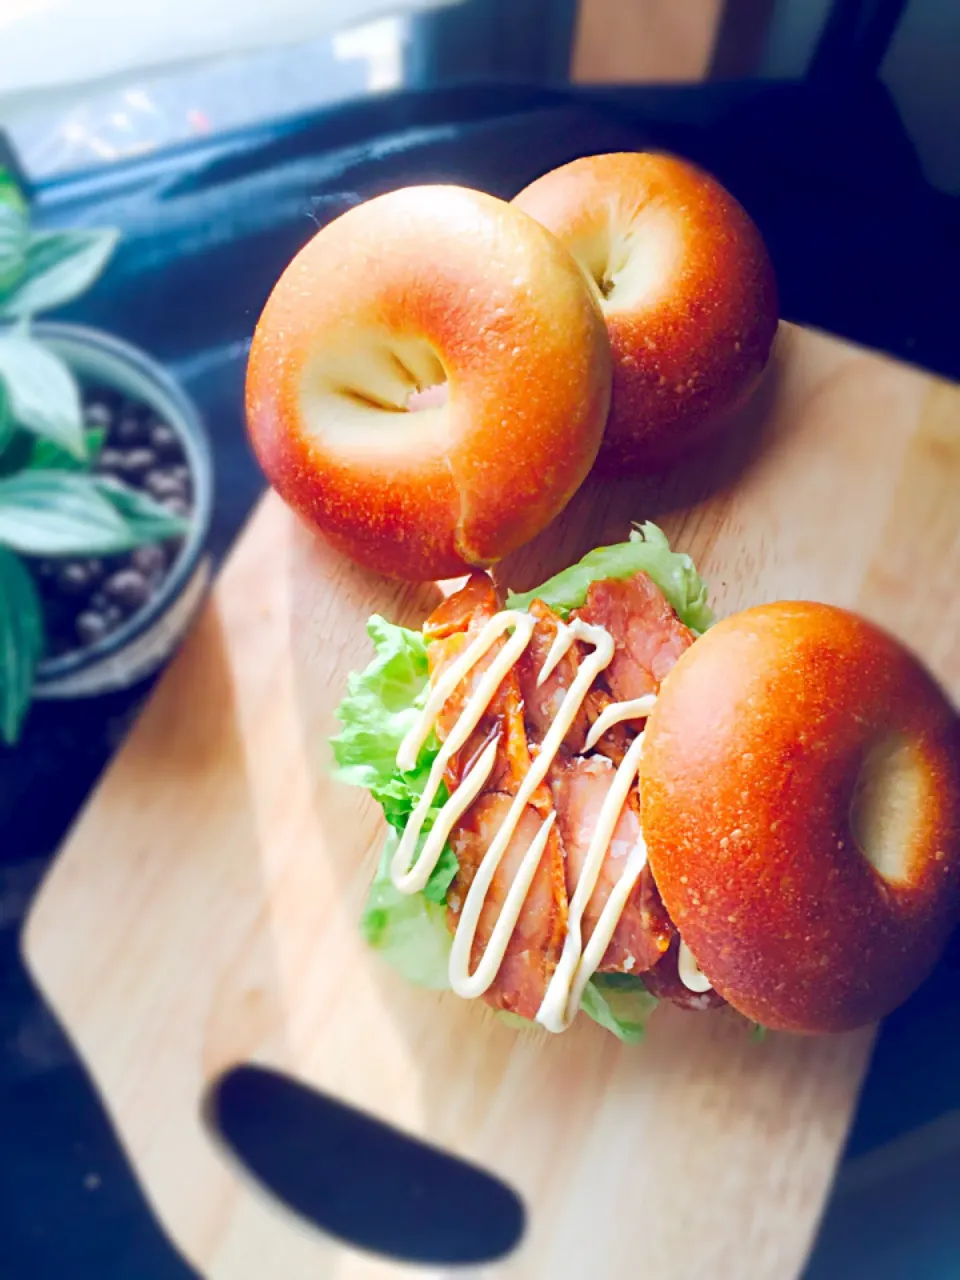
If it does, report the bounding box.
[0,204,28,300]
[0,377,13,455]
[28,425,105,472]
[0,170,28,300]
[0,228,119,320]
[0,335,85,457]
[86,423,107,460]
[0,169,27,214]
[0,427,33,478]
[93,477,190,543]
[0,471,134,555]
[0,546,44,745]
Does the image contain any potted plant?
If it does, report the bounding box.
[0,165,213,745]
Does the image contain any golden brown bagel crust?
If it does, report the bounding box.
[640,602,960,1033]
[513,152,778,471]
[246,185,611,580]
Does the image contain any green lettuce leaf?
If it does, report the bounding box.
[506,521,713,634]
[331,614,430,800]
[580,974,659,1043]
[361,831,453,988]
[331,614,460,907]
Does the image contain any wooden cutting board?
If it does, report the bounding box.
[23,322,960,1280]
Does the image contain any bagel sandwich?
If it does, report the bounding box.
[332,526,960,1039]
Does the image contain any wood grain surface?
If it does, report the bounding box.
[23,322,960,1279]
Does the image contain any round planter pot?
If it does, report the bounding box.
[31,322,213,699]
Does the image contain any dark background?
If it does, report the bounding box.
[2,3,959,1277]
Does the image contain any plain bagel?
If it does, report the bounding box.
[513,152,778,472]
[640,602,960,1033]
[246,185,612,580]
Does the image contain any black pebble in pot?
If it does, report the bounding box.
[56,562,94,595]
[130,543,167,582]
[85,558,105,584]
[150,422,182,459]
[32,383,197,662]
[145,470,186,502]
[75,611,109,647]
[114,412,149,445]
[83,400,113,430]
[96,447,124,474]
[103,568,151,613]
[118,447,156,479]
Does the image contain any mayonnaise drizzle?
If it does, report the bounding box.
[389,607,672,1026]
[450,811,557,998]
[536,623,579,688]
[584,693,658,751]
[536,731,648,1032]
[396,610,533,774]
[391,611,535,894]
[446,617,613,999]
[677,939,713,993]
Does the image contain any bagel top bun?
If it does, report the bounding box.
[513,152,778,472]
[246,185,612,581]
[640,602,960,1033]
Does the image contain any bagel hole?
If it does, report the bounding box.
[566,216,662,310]
[341,387,404,413]
[393,339,446,413]
[390,338,445,408]
[592,205,683,312]
[566,227,615,306]
[850,734,923,884]
[320,336,446,418]
[407,382,448,412]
